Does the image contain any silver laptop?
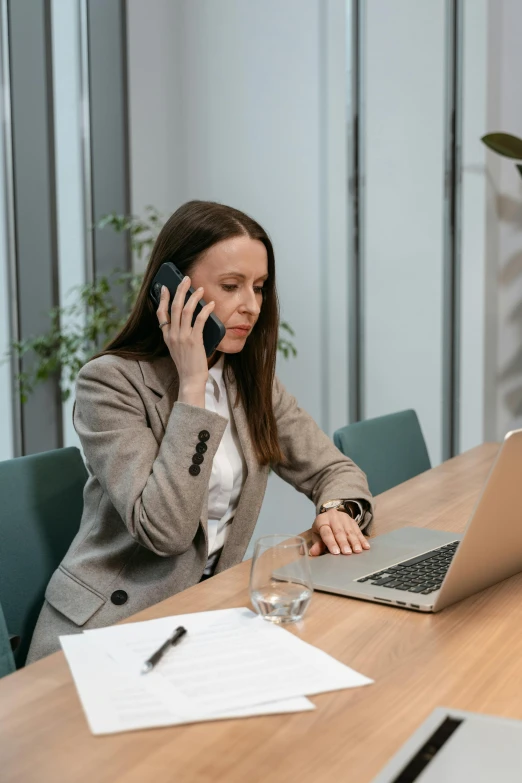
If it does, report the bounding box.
[308,428,522,613]
[371,707,522,782]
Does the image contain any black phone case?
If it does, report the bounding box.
[149,262,226,357]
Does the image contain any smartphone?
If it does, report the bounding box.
[149,262,226,357]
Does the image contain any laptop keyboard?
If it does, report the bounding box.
[356,540,460,595]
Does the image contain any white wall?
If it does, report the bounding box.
[361,0,495,460]
[126,0,183,220]
[127,0,350,553]
[362,0,446,466]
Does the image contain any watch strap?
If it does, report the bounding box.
[342,500,364,523]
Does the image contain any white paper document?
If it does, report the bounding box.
[60,633,314,735]
[61,607,372,735]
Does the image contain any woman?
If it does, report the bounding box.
[27,201,373,662]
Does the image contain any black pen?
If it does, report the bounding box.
[141,626,187,674]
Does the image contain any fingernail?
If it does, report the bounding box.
[354,546,361,553]
[332,546,340,555]
[183,276,189,282]
[198,287,203,292]
[342,546,351,554]
[161,285,167,293]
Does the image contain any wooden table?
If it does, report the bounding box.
[3,442,519,783]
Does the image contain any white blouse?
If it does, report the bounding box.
[203,354,247,574]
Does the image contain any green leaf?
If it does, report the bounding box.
[280,321,295,337]
[95,209,163,261]
[481,133,522,160]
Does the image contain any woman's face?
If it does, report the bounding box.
[189,235,269,354]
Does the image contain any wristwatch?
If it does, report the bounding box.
[319,498,364,523]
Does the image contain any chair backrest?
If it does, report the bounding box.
[0,447,87,666]
[0,600,15,679]
[333,409,431,497]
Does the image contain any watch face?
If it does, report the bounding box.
[322,500,342,511]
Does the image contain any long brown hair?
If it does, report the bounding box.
[96,200,284,466]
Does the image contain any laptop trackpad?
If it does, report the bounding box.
[308,527,461,589]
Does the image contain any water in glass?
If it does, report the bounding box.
[249,534,313,624]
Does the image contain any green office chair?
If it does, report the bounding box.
[0,447,87,666]
[333,409,431,497]
[0,600,15,679]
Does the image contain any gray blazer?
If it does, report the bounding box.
[27,355,373,662]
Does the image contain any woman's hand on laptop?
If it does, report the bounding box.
[309,509,370,557]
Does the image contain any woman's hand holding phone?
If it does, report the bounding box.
[156,276,216,407]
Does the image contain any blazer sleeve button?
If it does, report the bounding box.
[111,590,128,605]
[192,453,204,465]
[189,464,201,476]
[198,430,210,442]
[195,442,207,454]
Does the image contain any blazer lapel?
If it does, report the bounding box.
[138,357,180,432]
[155,377,180,431]
[139,357,256,468]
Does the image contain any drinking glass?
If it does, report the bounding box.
[249,534,313,624]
